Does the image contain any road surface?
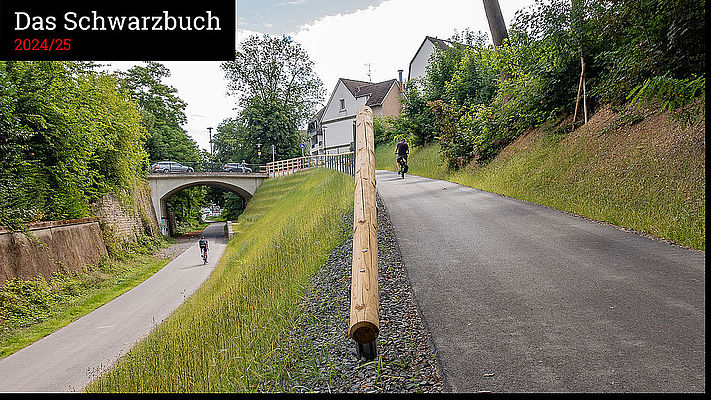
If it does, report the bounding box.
[0,222,227,392]
[375,170,705,392]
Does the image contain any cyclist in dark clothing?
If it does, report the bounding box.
[394,138,409,174]
[199,235,209,260]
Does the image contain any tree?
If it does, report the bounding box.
[586,0,705,104]
[0,61,37,227]
[116,62,200,165]
[211,118,253,164]
[115,62,204,231]
[0,61,148,224]
[221,34,325,164]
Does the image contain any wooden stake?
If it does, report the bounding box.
[349,106,379,344]
[573,57,586,123]
[582,75,588,123]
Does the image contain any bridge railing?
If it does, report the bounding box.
[147,162,267,174]
[266,153,355,177]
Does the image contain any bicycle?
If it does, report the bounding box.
[396,155,408,179]
[201,248,208,265]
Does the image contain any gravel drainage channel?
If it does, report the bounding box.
[283,194,444,393]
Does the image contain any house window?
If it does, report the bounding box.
[339,99,345,111]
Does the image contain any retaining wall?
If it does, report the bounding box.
[0,181,161,285]
[0,218,107,285]
[91,182,161,242]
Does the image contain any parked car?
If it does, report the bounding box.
[149,161,194,173]
[222,163,252,173]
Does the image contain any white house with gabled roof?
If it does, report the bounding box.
[407,36,467,89]
[309,77,402,155]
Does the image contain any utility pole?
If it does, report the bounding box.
[483,0,508,47]
[207,127,214,171]
[483,0,511,103]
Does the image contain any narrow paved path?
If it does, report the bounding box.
[0,222,227,392]
[375,170,705,392]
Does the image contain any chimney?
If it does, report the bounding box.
[398,69,404,93]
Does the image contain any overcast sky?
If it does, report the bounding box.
[107,0,537,152]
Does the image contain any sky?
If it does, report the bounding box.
[107,0,538,152]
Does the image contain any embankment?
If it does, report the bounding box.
[87,168,355,392]
[376,105,705,250]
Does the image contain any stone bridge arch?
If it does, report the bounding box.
[147,172,268,235]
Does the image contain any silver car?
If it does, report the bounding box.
[149,161,194,173]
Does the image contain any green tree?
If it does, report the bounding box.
[0,61,148,224]
[587,0,705,104]
[220,192,246,221]
[0,62,36,227]
[211,118,252,164]
[115,62,206,231]
[221,34,325,164]
[398,81,437,146]
[116,62,200,165]
[386,0,705,171]
[240,96,302,163]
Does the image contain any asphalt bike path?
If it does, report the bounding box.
[0,222,227,392]
[375,170,704,392]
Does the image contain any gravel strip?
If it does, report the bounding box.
[153,238,194,261]
[153,228,207,260]
[284,194,444,393]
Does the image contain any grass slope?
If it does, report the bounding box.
[87,168,354,392]
[376,106,705,250]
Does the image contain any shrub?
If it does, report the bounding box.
[627,74,705,128]
[397,0,705,168]
[0,277,57,328]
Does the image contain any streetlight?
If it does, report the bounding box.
[322,126,327,155]
[207,127,213,155]
[207,127,213,171]
[271,144,275,163]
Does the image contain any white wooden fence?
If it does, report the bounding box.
[266,152,355,177]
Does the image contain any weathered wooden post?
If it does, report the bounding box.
[350,105,379,361]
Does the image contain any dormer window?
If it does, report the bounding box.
[339,99,345,111]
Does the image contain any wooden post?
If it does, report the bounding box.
[350,106,379,351]
[573,57,586,123]
[582,73,588,123]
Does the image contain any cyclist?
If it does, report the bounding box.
[198,235,209,262]
[393,138,409,175]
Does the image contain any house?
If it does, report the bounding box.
[309,77,403,155]
[407,36,465,89]
[307,106,326,155]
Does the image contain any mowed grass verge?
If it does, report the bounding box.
[375,106,705,250]
[87,168,354,392]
